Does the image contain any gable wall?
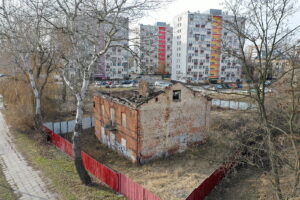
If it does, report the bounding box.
[138,83,211,163]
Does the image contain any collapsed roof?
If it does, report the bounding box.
[96,89,164,109]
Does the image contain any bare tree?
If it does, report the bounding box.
[44,0,171,185]
[0,0,57,129]
[222,0,300,199]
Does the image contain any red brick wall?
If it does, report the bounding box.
[94,96,139,162]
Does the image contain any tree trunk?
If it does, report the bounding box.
[257,90,284,200]
[267,128,283,200]
[28,70,43,129]
[61,74,67,102]
[73,97,91,185]
[33,93,43,129]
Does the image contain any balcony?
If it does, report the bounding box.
[104,121,117,131]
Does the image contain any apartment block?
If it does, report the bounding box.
[171,9,242,83]
[134,22,173,74]
[94,17,129,80]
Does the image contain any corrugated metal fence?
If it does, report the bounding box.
[44,126,233,200]
[81,151,119,191]
[44,117,94,134]
[212,99,256,110]
[44,127,161,200]
[186,163,234,200]
[47,128,73,157]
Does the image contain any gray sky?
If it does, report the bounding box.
[139,0,300,28]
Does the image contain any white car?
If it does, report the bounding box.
[154,81,172,88]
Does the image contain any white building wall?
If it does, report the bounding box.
[135,22,173,74]
[171,10,242,83]
[172,12,189,82]
[94,17,129,80]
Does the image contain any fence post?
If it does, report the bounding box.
[52,122,54,132]
[60,121,62,134]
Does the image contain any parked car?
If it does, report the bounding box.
[214,84,223,90]
[154,81,172,88]
[222,84,230,89]
[121,80,134,87]
[229,83,237,89]
[264,80,272,86]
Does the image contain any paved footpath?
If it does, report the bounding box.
[0,111,57,200]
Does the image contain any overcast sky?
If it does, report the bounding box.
[138,0,300,28]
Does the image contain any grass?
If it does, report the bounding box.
[0,164,18,200]
[206,167,261,200]
[61,128,226,200]
[11,130,125,200]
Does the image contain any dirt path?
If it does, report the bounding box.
[0,111,57,200]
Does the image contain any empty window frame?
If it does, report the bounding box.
[121,112,126,128]
[173,90,181,101]
[101,104,105,117]
[110,108,115,125]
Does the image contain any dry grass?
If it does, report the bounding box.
[61,122,235,200]
[206,167,262,200]
[0,77,35,131]
[6,124,125,200]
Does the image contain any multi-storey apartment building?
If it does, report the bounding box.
[172,9,242,83]
[94,18,129,80]
[134,22,173,75]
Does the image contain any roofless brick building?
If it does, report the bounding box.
[94,82,211,163]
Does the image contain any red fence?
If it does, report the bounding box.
[44,126,233,200]
[81,151,119,191]
[44,127,161,200]
[45,128,73,157]
[186,163,235,200]
[119,174,161,200]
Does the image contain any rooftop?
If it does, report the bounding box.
[95,89,164,108]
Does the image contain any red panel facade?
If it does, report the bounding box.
[158,26,166,66]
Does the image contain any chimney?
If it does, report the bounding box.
[138,80,150,97]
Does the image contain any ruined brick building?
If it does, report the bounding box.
[94,82,211,163]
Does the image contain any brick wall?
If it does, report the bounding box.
[94,83,211,164]
[94,96,139,162]
[138,83,211,163]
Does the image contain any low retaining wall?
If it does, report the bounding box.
[44,126,234,200]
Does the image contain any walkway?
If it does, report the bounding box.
[0,111,57,200]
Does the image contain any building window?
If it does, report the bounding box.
[110,108,115,125]
[121,112,126,128]
[173,90,181,101]
[101,104,105,117]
